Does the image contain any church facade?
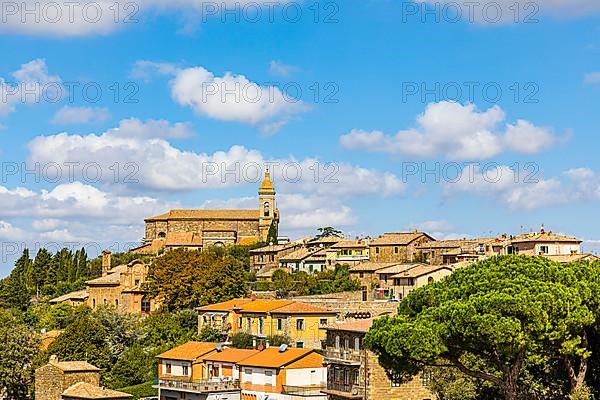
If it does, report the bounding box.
[132,171,279,254]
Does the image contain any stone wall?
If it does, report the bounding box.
[366,351,435,400]
[292,293,399,320]
[35,365,100,400]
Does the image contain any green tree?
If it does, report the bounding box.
[47,315,112,373]
[104,344,154,389]
[231,332,254,349]
[148,248,248,310]
[315,227,343,239]
[198,325,223,342]
[266,335,292,347]
[364,256,600,400]
[271,269,296,297]
[267,220,278,245]
[0,311,40,399]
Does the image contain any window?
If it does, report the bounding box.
[296,318,305,331]
[244,369,252,383]
[375,247,380,254]
[540,245,549,254]
[263,201,270,217]
[296,342,304,348]
[319,318,328,328]
[428,276,434,284]
[359,272,364,278]
[182,366,189,376]
[353,370,360,385]
[394,246,399,254]
[246,317,252,331]
[134,279,140,286]
[344,338,350,351]
[141,298,151,313]
[239,317,243,328]
[115,299,118,307]
[92,299,96,309]
[265,370,274,386]
[103,299,107,305]
[258,317,264,335]
[335,335,340,350]
[158,231,166,239]
[166,363,172,374]
[344,369,350,385]
[354,337,361,352]
[277,318,283,331]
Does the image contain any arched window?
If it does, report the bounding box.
[263,201,270,217]
[428,276,434,284]
[158,232,166,240]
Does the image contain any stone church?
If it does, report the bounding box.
[132,170,279,254]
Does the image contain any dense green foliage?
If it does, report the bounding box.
[117,381,158,399]
[148,248,249,310]
[364,256,600,400]
[231,332,255,349]
[315,226,344,239]
[0,310,40,399]
[269,265,361,297]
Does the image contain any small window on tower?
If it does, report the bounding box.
[264,202,270,217]
[158,232,166,239]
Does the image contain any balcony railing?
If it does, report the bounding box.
[156,378,240,393]
[323,349,363,364]
[283,384,327,396]
[323,383,365,398]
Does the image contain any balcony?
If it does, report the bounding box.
[322,383,365,399]
[283,384,327,396]
[155,378,240,394]
[323,350,363,365]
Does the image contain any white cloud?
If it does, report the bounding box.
[52,106,112,125]
[442,164,600,209]
[0,1,295,37]
[27,119,406,196]
[169,66,308,134]
[269,60,299,77]
[0,59,62,117]
[340,101,557,160]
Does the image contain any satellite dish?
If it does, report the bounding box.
[278,344,288,353]
[216,344,223,352]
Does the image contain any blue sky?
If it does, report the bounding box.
[0,0,600,275]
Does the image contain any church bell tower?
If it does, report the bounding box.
[258,169,278,243]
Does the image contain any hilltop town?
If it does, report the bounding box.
[2,172,599,400]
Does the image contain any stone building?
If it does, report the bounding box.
[50,250,159,315]
[321,320,434,400]
[484,230,582,257]
[369,232,434,263]
[133,171,279,255]
[249,240,305,274]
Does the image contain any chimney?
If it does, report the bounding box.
[102,250,112,277]
[49,355,58,365]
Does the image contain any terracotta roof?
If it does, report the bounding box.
[271,302,336,315]
[509,232,582,244]
[85,265,127,285]
[203,348,260,363]
[146,209,260,222]
[49,289,89,304]
[326,319,373,333]
[197,298,253,312]
[392,265,453,279]
[237,348,317,368]
[157,342,218,361]
[416,239,483,250]
[239,299,295,313]
[279,248,321,262]
[50,360,100,372]
[250,243,300,254]
[376,263,425,275]
[329,240,369,249]
[62,382,131,399]
[350,262,399,272]
[307,237,343,245]
[370,232,433,246]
